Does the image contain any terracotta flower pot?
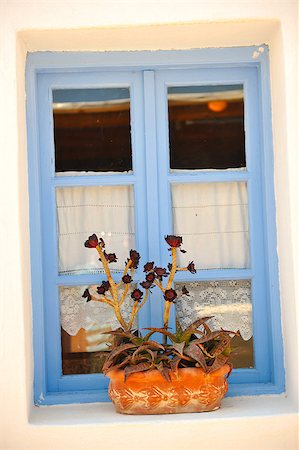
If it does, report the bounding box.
[107,364,231,415]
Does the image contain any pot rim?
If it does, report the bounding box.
[106,363,231,383]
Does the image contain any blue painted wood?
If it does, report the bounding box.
[53,175,136,187]
[26,46,284,405]
[168,171,249,183]
[27,46,265,72]
[257,50,284,391]
[58,373,109,391]
[26,66,48,405]
[142,71,164,329]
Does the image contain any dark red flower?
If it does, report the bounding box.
[143,261,154,272]
[182,285,190,296]
[140,281,153,290]
[97,281,110,295]
[84,234,99,248]
[122,274,132,284]
[154,267,169,280]
[131,288,143,302]
[130,250,141,269]
[104,251,118,263]
[168,263,172,272]
[187,261,196,274]
[165,235,183,248]
[164,289,177,302]
[102,281,110,291]
[146,272,155,283]
[82,288,92,302]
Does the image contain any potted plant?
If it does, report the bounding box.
[83,233,236,414]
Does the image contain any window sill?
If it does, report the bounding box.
[29,394,295,427]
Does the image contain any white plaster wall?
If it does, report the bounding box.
[0,1,298,449]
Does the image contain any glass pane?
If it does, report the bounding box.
[168,85,245,170]
[172,181,250,269]
[56,185,135,275]
[53,88,132,174]
[60,285,137,375]
[175,280,254,368]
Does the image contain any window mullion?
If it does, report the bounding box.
[142,70,164,328]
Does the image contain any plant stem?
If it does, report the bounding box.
[162,248,177,345]
[90,294,114,307]
[163,248,177,326]
[154,279,165,292]
[96,244,128,330]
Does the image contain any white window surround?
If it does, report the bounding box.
[1,10,296,449]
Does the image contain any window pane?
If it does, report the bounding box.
[60,285,137,375]
[168,85,245,170]
[56,185,135,275]
[175,280,254,368]
[53,88,132,173]
[172,182,249,269]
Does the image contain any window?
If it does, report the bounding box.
[26,47,284,405]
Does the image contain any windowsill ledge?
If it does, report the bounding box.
[29,394,296,427]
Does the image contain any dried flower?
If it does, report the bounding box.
[143,261,154,272]
[146,272,156,283]
[165,235,183,248]
[140,281,153,290]
[130,250,141,269]
[154,267,169,281]
[187,261,196,274]
[131,288,143,302]
[82,288,92,302]
[97,281,110,295]
[122,274,132,284]
[84,234,99,248]
[104,251,118,263]
[164,289,177,303]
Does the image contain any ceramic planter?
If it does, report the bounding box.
[107,364,231,414]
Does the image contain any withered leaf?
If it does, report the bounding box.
[207,354,228,373]
[124,362,152,381]
[185,342,208,372]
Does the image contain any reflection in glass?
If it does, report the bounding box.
[172,181,250,269]
[53,88,132,173]
[60,285,137,375]
[175,280,254,368]
[168,85,245,170]
[56,185,135,275]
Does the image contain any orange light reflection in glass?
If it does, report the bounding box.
[207,100,228,112]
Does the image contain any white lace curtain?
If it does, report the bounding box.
[57,181,252,340]
[172,181,249,269]
[175,280,252,340]
[56,185,135,274]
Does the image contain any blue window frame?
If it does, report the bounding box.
[26,47,284,405]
